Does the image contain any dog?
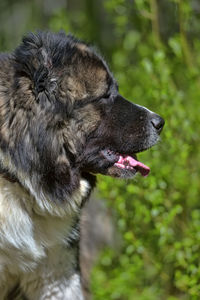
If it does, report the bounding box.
[0,31,164,299]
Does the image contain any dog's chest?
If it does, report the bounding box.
[0,177,89,275]
[33,212,78,250]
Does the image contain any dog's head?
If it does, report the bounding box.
[0,31,164,205]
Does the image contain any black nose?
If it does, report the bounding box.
[151,114,165,133]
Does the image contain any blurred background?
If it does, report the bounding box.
[1,0,200,299]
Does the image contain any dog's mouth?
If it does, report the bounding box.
[101,149,150,178]
[114,154,150,177]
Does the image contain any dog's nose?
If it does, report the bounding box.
[151,114,165,133]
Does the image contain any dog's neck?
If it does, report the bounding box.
[0,164,96,217]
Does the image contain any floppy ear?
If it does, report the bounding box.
[14,32,74,115]
[33,48,58,108]
[14,33,57,107]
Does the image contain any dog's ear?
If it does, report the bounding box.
[33,48,54,92]
[14,33,58,107]
[33,47,58,108]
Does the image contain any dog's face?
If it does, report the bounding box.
[79,94,164,178]
[0,32,164,204]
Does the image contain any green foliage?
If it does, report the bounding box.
[90,1,200,299]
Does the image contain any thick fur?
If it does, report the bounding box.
[0,31,164,299]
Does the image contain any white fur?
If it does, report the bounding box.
[0,174,89,299]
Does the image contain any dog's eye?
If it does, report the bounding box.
[99,94,110,105]
[99,92,117,106]
[102,93,110,100]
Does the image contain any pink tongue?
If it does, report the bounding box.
[116,155,150,177]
